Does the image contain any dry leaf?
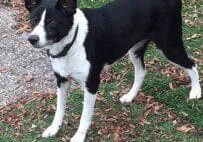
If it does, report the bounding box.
[114,126,121,142]
[144,109,152,117]
[137,117,151,126]
[26,75,34,82]
[173,120,177,126]
[0,67,9,73]
[135,93,148,103]
[177,124,195,133]
[186,34,201,40]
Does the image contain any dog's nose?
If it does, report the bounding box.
[28,35,39,45]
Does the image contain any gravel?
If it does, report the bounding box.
[0,5,56,106]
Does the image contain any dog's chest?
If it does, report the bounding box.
[51,50,90,84]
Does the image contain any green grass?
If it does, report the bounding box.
[0,0,202,141]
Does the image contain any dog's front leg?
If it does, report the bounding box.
[42,73,71,138]
[70,88,97,142]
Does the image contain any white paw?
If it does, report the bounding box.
[70,132,86,142]
[120,94,135,103]
[189,86,202,99]
[42,125,60,138]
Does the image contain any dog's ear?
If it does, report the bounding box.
[24,0,41,11]
[56,0,77,15]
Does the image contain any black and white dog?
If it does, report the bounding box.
[24,0,201,141]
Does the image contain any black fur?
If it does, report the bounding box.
[54,72,68,88]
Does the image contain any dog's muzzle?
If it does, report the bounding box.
[28,35,40,46]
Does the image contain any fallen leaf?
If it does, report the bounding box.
[135,93,148,103]
[26,75,34,82]
[186,34,201,40]
[137,117,151,126]
[181,111,189,117]
[0,67,9,73]
[114,126,121,142]
[31,124,37,129]
[144,109,152,117]
[173,120,177,126]
[177,124,195,133]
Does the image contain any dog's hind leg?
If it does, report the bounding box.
[42,73,71,138]
[152,5,201,99]
[187,66,201,99]
[154,29,201,99]
[156,40,201,99]
[120,40,149,103]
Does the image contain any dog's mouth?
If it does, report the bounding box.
[32,44,42,48]
[32,41,53,49]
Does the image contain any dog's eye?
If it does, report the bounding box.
[30,16,39,26]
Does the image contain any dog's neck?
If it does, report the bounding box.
[47,25,79,58]
[45,9,87,58]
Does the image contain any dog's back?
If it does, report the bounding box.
[82,0,183,64]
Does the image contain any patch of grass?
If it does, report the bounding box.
[141,73,203,128]
[79,0,114,8]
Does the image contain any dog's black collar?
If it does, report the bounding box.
[47,25,79,58]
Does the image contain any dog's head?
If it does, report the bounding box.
[25,0,77,48]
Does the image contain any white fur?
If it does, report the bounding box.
[71,88,97,142]
[187,66,202,99]
[29,10,47,46]
[42,81,71,138]
[120,40,148,103]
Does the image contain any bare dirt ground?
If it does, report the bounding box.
[0,5,56,106]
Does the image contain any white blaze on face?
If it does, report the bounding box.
[29,10,47,46]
